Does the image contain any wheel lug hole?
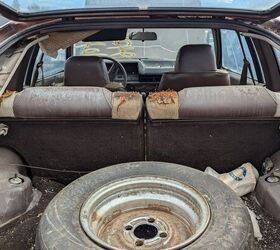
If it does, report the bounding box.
[147,217,155,223]
[135,239,144,246]
[159,232,168,238]
[125,225,133,231]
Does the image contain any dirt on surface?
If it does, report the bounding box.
[243,193,280,250]
[0,177,279,250]
[0,177,64,250]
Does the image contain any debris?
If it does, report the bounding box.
[0,178,278,250]
[205,163,259,197]
[148,90,177,104]
[0,177,64,250]
[113,92,140,111]
[146,91,179,119]
[261,157,274,175]
[37,213,43,218]
[112,92,143,120]
[247,208,263,241]
[204,167,219,178]
[244,193,280,249]
[104,82,125,92]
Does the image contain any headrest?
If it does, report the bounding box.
[175,44,217,72]
[158,71,230,91]
[64,56,110,87]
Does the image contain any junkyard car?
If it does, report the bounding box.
[0,1,279,249]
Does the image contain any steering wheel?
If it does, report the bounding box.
[102,56,128,88]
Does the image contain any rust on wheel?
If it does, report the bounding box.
[80,176,211,250]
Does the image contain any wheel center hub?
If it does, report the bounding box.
[80,176,211,250]
[133,224,158,239]
[123,216,169,247]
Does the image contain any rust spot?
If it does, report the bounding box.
[97,206,193,249]
[147,204,172,213]
[114,92,140,111]
[103,209,122,225]
[114,92,139,99]
[0,90,15,104]
[148,91,177,105]
[91,211,99,222]
[117,96,126,112]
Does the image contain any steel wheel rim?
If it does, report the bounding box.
[80,176,211,250]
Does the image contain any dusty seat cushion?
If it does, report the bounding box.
[147,86,279,120]
[179,86,277,119]
[146,91,179,119]
[13,87,112,118]
[112,92,143,120]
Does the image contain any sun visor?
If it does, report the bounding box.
[38,30,100,58]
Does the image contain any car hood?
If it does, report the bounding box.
[0,0,280,23]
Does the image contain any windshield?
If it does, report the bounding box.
[2,0,280,13]
[74,28,213,60]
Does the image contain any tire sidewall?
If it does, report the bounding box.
[36,162,254,250]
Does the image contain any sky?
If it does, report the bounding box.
[1,0,280,12]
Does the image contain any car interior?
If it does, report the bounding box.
[0,27,280,181]
[0,11,280,248]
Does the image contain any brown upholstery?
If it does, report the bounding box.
[178,86,277,119]
[13,87,112,118]
[0,87,144,179]
[64,56,110,87]
[12,87,143,120]
[146,118,280,173]
[147,86,277,120]
[175,44,216,72]
[146,86,280,173]
[158,44,230,91]
[159,71,230,91]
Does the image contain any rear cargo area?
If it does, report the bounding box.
[0,176,278,250]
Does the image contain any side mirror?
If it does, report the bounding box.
[129,32,157,41]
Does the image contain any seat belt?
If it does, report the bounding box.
[237,33,256,85]
[37,53,45,86]
[37,60,45,86]
[240,59,250,85]
[31,53,45,86]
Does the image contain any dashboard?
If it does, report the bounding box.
[106,59,175,92]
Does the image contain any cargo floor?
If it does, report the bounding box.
[0,177,279,250]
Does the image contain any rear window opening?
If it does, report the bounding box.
[0,11,280,250]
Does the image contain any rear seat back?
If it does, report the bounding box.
[0,87,144,178]
[146,86,280,173]
[147,86,278,120]
[1,87,143,120]
[13,87,113,118]
[2,85,280,177]
[179,86,278,118]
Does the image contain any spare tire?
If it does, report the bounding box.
[36,162,254,250]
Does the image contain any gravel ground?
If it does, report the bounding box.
[0,177,64,250]
[0,177,279,250]
[243,194,280,250]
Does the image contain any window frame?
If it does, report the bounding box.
[220,29,262,83]
[31,48,67,86]
[245,36,263,83]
